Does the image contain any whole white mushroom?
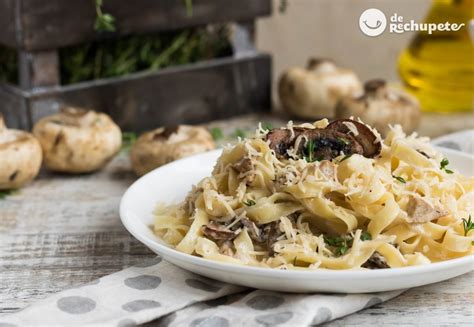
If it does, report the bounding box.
[33,107,122,173]
[131,125,215,176]
[0,114,42,190]
[278,58,362,119]
[335,79,421,136]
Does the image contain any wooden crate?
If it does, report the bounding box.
[0,0,272,130]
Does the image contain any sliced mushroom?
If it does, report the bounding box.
[232,157,256,184]
[279,58,362,119]
[406,196,448,223]
[362,252,389,269]
[267,127,363,161]
[202,221,237,240]
[264,221,283,256]
[335,79,420,136]
[130,125,215,176]
[0,114,42,190]
[265,119,381,161]
[32,107,121,173]
[240,217,265,243]
[326,119,381,158]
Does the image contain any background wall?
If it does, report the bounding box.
[256,0,432,103]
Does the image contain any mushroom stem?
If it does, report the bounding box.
[364,79,387,97]
[0,113,5,132]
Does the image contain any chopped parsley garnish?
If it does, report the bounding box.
[440,158,454,174]
[392,175,406,184]
[303,139,316,162]
[234,128,246,139]
[462,215,473,236]
[243,199,256,206]
[261,122,273,131]
[324,235,352,256]
[210,127,223,141]
[361,231,372,241]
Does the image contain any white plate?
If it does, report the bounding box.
[120,147,474,293]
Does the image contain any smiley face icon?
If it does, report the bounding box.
[359,8,387,37]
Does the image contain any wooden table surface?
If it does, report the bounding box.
[1,113,473,325]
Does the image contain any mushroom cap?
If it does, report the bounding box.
[130,125,215,176]
[0,115,42,190]
[335,79,421,135]
[278,58,362,119]
[265,118,381,161]
[32,107,122,173]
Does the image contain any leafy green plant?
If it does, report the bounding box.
[59,25,231,84]
[94,0,116,32]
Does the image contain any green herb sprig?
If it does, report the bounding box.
[279,0,288,13]
[361,231,372,241]
[462,215,473,236]
[440,158,454,174]
[304,139,316,162]
[392,175,406,184]
[233,128,246,139]
[121,132,137,151]
[94,0,116,32]
[243,199,256,207]
[210,127,223,141]
[261,122,273,132]
[337,137,351,146]
[324,235,352,256]
[0,190,16,200]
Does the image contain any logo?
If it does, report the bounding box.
[359,8,387,37]
[359,8,466,36]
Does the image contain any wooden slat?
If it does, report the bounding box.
[24,54,272,131]
[0,84,30,129]
[19,50,60,88]
[0,0,18,48]
[4,0,271,51]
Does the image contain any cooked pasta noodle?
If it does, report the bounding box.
[153,119,474,270]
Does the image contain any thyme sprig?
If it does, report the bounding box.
[462,215,473,236]
[303,139,316,162]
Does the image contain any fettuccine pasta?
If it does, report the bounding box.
[153,119,474,270]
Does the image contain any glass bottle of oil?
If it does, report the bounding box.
[398,0,473,113]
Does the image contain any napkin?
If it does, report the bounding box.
[1,130,471,327]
